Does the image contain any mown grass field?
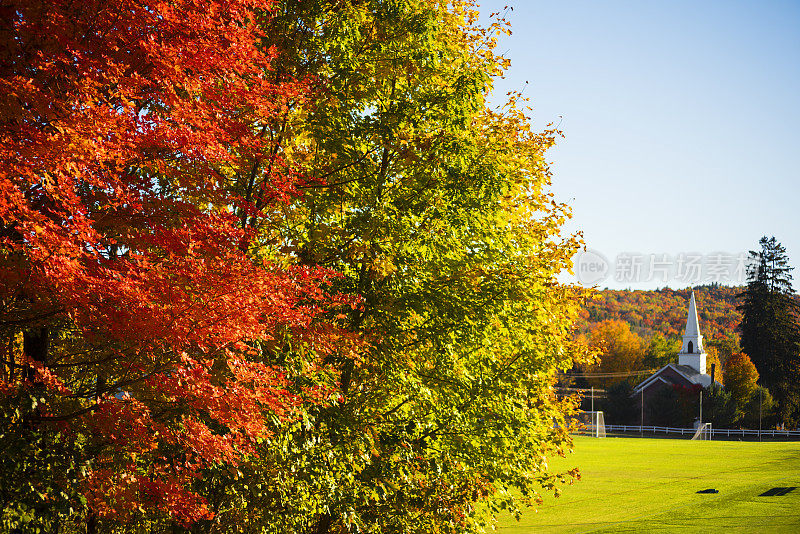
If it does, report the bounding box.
[495,436,800,533]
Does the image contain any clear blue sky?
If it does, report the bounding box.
[478,1,800,290]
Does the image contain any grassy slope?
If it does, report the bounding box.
[495,436,800,533]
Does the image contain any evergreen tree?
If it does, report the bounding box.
[738,236,800,424]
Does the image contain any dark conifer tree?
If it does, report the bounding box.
[738,236,800,424]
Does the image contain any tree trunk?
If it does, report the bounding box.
[309,513,331,534]
[23,327,50,377]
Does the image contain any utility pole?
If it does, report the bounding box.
[699,389,703,425]
[640,389,644,437]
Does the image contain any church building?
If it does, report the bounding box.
[632,291,719,424]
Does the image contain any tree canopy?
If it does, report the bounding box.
[580,320,644,387]
[0,0,584,532]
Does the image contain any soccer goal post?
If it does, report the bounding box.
[586,411,606,438]
[691,422,712,441]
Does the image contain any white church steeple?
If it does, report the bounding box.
[678,290,706,373]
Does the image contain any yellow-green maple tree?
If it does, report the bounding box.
[194,1,588,532]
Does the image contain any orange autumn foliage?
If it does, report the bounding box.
[723,352,760,404]
[581,319,645,386]
[0,0,357,524]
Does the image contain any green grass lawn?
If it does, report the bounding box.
[495,436,800,533]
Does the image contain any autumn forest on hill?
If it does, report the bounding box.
[577,284,744,381]
[581,285,742,346]
[573,274,800,431]
[571,286,744,407]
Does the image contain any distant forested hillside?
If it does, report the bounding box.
[579,284,743,349]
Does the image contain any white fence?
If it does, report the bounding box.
[605,424,800,439]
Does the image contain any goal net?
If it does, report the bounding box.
[592,411,606,438]
[582,411,606,438]
[563,411,606,437]
[691,422,712,441]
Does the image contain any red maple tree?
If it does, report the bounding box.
[0,0,353,524]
